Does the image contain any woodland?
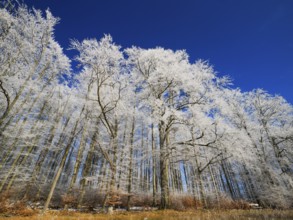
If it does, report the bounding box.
[0,1,293,214]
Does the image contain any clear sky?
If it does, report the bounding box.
[24,0,293,104]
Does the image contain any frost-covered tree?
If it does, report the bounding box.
[71,35,133,208]
[0,6,70,131]
[218,88,293,207]
[1,2,293,211]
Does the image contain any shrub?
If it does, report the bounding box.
[81,190,106,210]
[131,193,153,208]
[169,196,185,211]
[61,193,78,208]
[206,195,250,209]
[0,192,36,217]
[169,194,201,210]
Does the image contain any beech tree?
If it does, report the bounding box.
[218,88,293,207]
[71,35,133,208]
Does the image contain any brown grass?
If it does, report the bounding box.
[130,193,154,208]
[169,195,201,210]
[0,191,37,217]
[0,191,291,219]
[206,196,250,210]
[1,209,293,220]
[61,194,78,208]
[0,201,36,217]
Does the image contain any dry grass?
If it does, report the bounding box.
[0,201,37,217]
[206,196,250,210]
[0,192,292,219]
[61,194,78,208]
[0,191,36,217]
[169,195,201,210]
[1,209,293,220]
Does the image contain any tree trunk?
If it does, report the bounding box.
[67,122,88,194]
[159,121,169,209]
[126,116,135,211]
[43,106,84,213]
[151,123,157,206]
[77,132,97,208]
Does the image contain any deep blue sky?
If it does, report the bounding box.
[24,0,293,104]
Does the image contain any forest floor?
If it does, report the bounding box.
[1,209,293,220]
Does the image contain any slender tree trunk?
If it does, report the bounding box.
[0,100,48,192]
[221,161,235,199]
[26,116,71,199]
[194,156,207,207]
[117,122,128,190]
[159,121,169,209]
[43,105,85,213]
[67,121,89,194]
[126,115,135,211]
[77,132,98,208]
[208,165,220,206]
[151,123,157,206]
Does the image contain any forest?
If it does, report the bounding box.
[0,2,293,214]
